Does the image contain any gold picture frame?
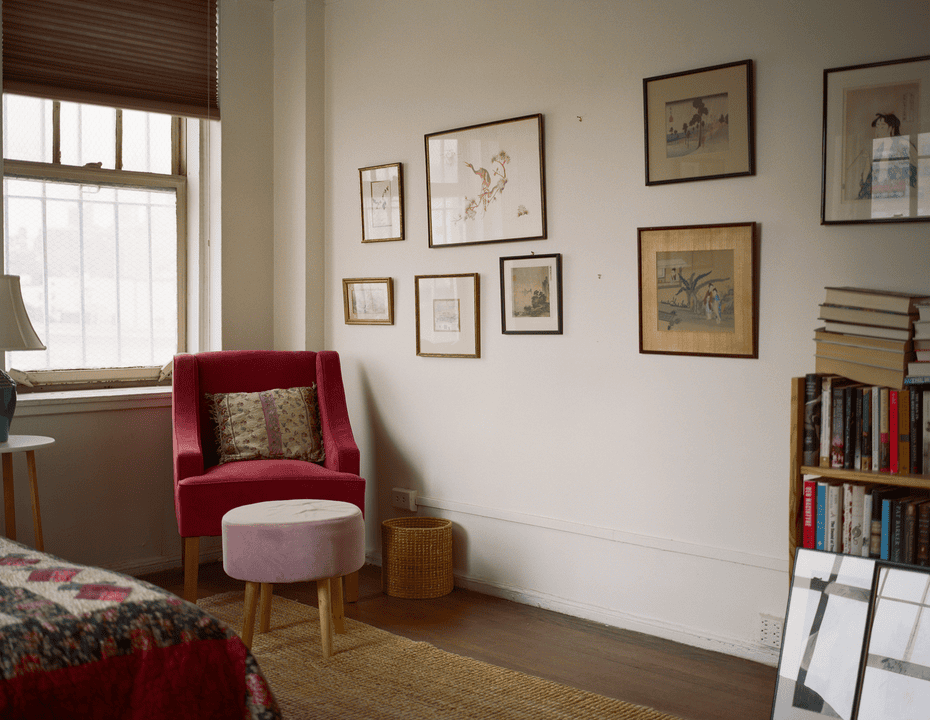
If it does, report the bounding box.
[342,277,394,325]
[359,163,404,242]
[637,222,758,358]
[415,273,480,358]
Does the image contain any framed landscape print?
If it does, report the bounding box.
[425,114,546,247]
[500,253,562,334]
[415,273,480,358]
[822,55,930,224]
[342,277,394,325]
[637,222,757,358]
[643,59,755,185]
[359,163,404,242]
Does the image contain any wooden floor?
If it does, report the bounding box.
[139,562,777,720]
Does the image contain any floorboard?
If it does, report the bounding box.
[138,561,777,720]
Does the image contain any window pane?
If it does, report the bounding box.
[2,95,52,162]
[59,102,116,168]
[4,177,178,371]
[122,110,173,174]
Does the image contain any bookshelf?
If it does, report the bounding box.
[788,376,930,578]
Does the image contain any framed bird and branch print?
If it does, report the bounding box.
[425,114,547,247]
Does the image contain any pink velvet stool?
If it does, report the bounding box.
[221,499,365,659]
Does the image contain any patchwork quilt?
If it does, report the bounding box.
[0,537,281,719]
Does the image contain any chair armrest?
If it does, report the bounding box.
[172,353,205,481]
[316,351,360,476]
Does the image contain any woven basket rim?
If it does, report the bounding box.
[382,517,452,529]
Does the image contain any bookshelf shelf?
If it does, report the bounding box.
[789,376,930,578]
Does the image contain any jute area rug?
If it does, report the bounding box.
[199,592,684,720]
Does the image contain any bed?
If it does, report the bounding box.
[0,536,281,719]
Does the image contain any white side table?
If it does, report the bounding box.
[1,435,55,551]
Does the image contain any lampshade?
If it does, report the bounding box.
[0,275,45,351]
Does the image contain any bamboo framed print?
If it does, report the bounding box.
[425,114,546,247]
[342,278,394,325]
[643,59,755,185]
[822,55,930,224]
[415,273,480,358]
[637,222,757,358]
[500,253,562,334]
[359,163,404,242]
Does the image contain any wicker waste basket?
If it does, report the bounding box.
[381,517,453,598]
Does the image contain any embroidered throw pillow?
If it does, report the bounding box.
[206,385,325,465]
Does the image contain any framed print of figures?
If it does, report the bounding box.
[643,59,755,185]
[822,55,930,224]
[342,277,393,325]
[637,222,757,358]
[415,273,480,358]
[425,114,546,247]
[359,163,404,241]
[500,253,562,334]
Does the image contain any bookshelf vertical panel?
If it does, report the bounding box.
[789,377,805,579]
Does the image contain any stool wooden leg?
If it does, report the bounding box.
[183,537,200,604]
[242,581,260,649]
[332,575,346,634]
[259,582,273,633]
[26,451,43,552]
[3,453,15,542]
[344,569,359,603]
[317,578,333,660]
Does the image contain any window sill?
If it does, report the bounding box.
[16,386,172,417]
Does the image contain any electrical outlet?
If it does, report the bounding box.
[759,613,784,649]
[391,487,417,511]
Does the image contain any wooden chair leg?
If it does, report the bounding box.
[183,537,200,604]
[332,574,345,634]
[317,577,333,660]
[259,582,273,633]
[242,581,259,649]
[344,569,359,603]
[25,451,43,552]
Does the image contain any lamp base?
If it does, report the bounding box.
[0,369,16,443]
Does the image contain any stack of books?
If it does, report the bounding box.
[907,301,930,383]
[814,287,930,389]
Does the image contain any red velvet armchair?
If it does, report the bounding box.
[172,350,365,603]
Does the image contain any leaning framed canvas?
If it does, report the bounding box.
[637,222,757,358]
[822,55,930,224]
[415,273,480,358]
[500,253,562,334]
[359,162,404,242]
[643,59,755,185]
[425,114,546,247]
[342,277,394,325]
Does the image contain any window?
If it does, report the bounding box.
[2,95,187,389]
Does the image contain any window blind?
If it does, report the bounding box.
[2,0,219,120]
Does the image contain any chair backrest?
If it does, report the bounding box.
[190,350,319,468]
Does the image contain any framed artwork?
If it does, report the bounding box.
[342,277,394,325]
[822,55,930,224]
[415,273,480,358]
[359,163,404,242]
[643,59,755,185]
[637,222,757,358]
[500,253,562,334]
[425,114,546,247]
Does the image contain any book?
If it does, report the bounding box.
[860,387,872,471]
[916,338,930,351]
[827,482,842,552]
[803,478,817,549]
[862,488,873,557]
[919,302,930,322]
[803,374,822,466]
[898,389,910,474]
[910,388,923,475]
[821,376,837,467]
[903,496,928,564]
[872,385,880,471]
[904,376,930,386]
[815,338,911,371]
[814,328,912,353]
[917,500,930,566]
[844,483,866,556]
[916,320,930,341]
[879,387,891,471]
[818,303,915,329]
[890,390,900,473]
[924,389,930,474]
[823,287,930,314]
[853,387,863,470]
[909,361,930,376]
[817,481,828,551]
[819,320,911,341]
[917,350,930,361]
[815,354,906,391]
[831,384,846,468]
[843,385,858,470]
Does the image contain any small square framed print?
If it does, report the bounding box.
[500,253,562,334]
[342,277,394,325]
[415,273,480,358]
[359,163,404,242]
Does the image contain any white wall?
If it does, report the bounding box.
[321,0,930,663]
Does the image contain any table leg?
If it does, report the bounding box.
[2,453,14,542]
[242,581,259,649]
[26,451,43,552]
[332,574,346,634]
[259,582,273,633]
[317,578,333,660]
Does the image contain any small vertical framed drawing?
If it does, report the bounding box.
[425,114,546,247]
[500,253,562,334]
[342,277,394,325]
[359,163,404,242]
[415,273,480,358]
[637,222,757,358]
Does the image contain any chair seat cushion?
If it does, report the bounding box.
[206,385,324,465]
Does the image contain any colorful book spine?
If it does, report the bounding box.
[827,483,842,552]
[872,386,880,471]
[910,388,923,475]
[821,377,834,467]
[890,390,899,473]
[861,387,872,471]
[832,386,845,469]
[803,374,822,466]
[862,489,873,557]
[803,479,816,549]
[899,390,910,474]
[880,387,890,471]
[918,501,930,566]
